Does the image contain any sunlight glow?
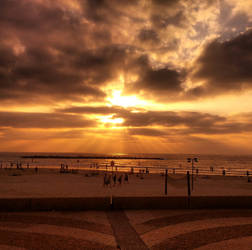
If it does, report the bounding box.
[107,90,147,108]
[99,115,124,124]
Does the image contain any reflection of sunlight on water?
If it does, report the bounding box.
[113,153,127,156]
[1,153,252,176]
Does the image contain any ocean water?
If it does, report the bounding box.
[0,152,252,176]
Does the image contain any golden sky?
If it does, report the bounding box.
[0,0,252,154]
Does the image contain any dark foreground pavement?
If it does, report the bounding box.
[0,209,251,249]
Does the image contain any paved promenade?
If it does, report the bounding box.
[0,209,251,249]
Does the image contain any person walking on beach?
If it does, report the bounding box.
[131,167,134,174]
[247,171,250,182]
[124,173,129,183]
[118,175,123,185]
[104,173,108,187]
[108,174,112,188]
[113,174,117,186]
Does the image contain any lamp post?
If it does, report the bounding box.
[187,157,198,191]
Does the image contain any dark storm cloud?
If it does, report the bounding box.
[0,44,105,102]
[81,0,187,37]
[0,0,82,32]
[143,67,183,92]
[126,56,184,95]
[73,45,133,85]
[138,29,160,44]
[0,0,107,103]
[152,0,180,7]
[0,112,96,128]
[189,29,252,96]
[80,0,141,24]
[83,0,108,22]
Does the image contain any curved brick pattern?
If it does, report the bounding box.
[0,229,116,250]
[151,224,252,250]
[137,210,252,234]
[0,245,26,250]
[0,212,116,249]
[195,236,252,250]
[126,209,196,225]
[107,210,148,250]
[0,213,112,235]
[0,224,116,247]
[1,210,252,249]
[49,211,111,226]
[142,217,252,247]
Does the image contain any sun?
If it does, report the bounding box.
[107,90,146,108]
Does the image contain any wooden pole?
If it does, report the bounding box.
[191,161,194,191]
[165,169,168,195]
[187,171,191,197]
[187,171,191,209]
[247,171,250,182]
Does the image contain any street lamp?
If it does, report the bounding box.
[187,157,198,191]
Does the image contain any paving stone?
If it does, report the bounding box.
[107,210,148,250]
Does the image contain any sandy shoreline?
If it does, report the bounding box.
[0,168,251,198]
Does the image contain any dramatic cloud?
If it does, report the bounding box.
[189,29,252,97]
[0,0,252,153]
[0,0,106,103]
[127,128,168,137]
[0,0,224,104]
[57,105,124,114]
[0,112,96,128]
[114,109,252,137]
[113,110,224,127]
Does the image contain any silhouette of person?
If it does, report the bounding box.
[124,173,129,183]
[113,174,117,186]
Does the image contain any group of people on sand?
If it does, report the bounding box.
[0,162,33,171]
[103,172,129,187]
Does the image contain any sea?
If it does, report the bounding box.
[0,152,252,177]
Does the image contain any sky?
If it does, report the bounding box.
[0,0,252,154]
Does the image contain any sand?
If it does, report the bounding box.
[0,168,251,198]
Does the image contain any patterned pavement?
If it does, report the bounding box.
[0,209,251,249]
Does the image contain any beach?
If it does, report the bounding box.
[0,168,251,198]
